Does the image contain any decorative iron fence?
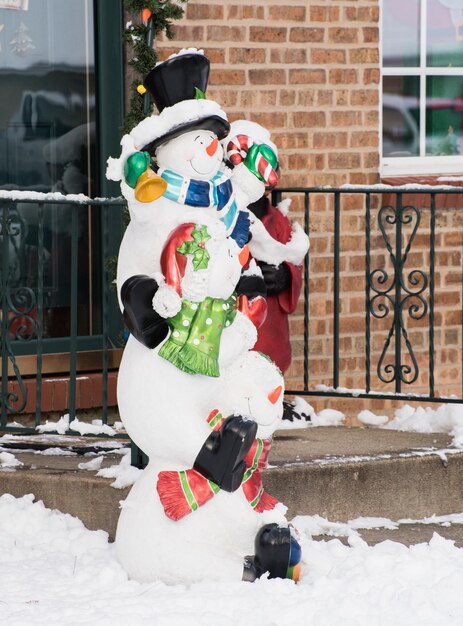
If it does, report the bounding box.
[0,195,125,433]
[273,185,463,404]
[1,186,462,435]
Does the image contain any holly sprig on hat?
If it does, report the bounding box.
[177,225,211,271]
[123,0,187,134]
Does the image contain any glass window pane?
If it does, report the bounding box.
[427,0,463,67]
[0,0,101,340]
[426,76,463,155]
[383,76,421,157]
[383,0,421,67]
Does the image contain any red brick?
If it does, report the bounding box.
[363,27,379,43]
[331,111,362,126]
[249,69,286,84]
[172,25,204,41]
[349,48,380,64]
[351,131,379,148]
[186,4,223,20]
[249,111,286,127]
[207,26,245,41]
[310,6,340,22]
[268,6,306,21]
[279,89,296,106]
[329,153,361,170]
[329,28,358,44]
[351,89,379,106]
[250,26,287,43]
[209,69,246,85]
[363,68,380,84]
[290,27,324,43]
[271,48,308,64]
[297,90,315,106]
[289,69,326,84]
[329,69,358,84]
[229,47,266,64]
[227,5,264,19]
[293,111,326,128]
[313,132,348,149]
[317,90,334,106]
[311,48,346,64]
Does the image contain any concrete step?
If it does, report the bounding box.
[0,427,461,545]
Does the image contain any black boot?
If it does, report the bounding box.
[243,523,302,582]
[193,415,257,492]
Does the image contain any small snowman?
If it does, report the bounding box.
[107,50,308,584]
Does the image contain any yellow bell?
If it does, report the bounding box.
[134,168,168,203]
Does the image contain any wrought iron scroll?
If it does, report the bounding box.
[0,203,34,417]
[368,197,428,393]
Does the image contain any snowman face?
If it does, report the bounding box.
[221,352,284,440]
[155,130,224,180]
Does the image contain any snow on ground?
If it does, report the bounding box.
[383,403,463,443]
[37,414,118,437]
[2,494,463,626]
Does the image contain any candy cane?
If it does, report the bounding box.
[226,134,254,166]
[226,135,279,188]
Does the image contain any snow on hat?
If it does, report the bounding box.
[225,120,278,157]
[131,49,230,154]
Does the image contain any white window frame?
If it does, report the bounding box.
[381,0,463,176]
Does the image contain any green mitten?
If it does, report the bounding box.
[124,151,151,189]
[244,144,279,186]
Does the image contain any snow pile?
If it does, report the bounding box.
[383,403,463,446]
[3,494,463,625]
[78,456,104,471]
[96,449,142,489]
[279,396,345,430]
[357,409,389,427]
[0,452,23,469]
[37,414,118,437]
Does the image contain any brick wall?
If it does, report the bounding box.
[157,0,381,188]
[152,1,462,406]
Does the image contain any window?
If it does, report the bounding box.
[0,0,124,354]
[382,0,463,175]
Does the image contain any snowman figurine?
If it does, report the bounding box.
[107,49,308,584]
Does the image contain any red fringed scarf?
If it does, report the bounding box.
[157,410,279,521]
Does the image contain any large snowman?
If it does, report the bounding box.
[107,50,308,584]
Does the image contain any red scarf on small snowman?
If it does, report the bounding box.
[156,409,279,521]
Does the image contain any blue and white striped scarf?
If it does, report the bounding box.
[155,167,249,248]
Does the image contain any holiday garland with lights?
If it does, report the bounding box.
[107,1,186,306]
[122,0,186,134]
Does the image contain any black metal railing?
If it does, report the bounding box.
[1,186,462,435]
[273,185,463,404]
[0,195,125,432]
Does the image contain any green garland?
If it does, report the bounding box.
[122,0,186,134]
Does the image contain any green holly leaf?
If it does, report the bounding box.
[192,248,210,271]
[194,87,206,100]
[192,225,211,245]
[177,225,211,271]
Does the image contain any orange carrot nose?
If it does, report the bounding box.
[206,137,219,156]
[268,385,283,405]
[238,244,250,267]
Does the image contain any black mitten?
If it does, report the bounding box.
[235,273,267,299]
[258,261,291,295]
[121,275,169,349]
[193,415,257,492]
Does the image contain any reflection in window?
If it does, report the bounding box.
[383,77,420,157]
[382,0,463,162]
[0,0,101,340]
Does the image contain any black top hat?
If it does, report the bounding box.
[141,53,230,153]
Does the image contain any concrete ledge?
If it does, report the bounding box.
[0,428,462,541]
